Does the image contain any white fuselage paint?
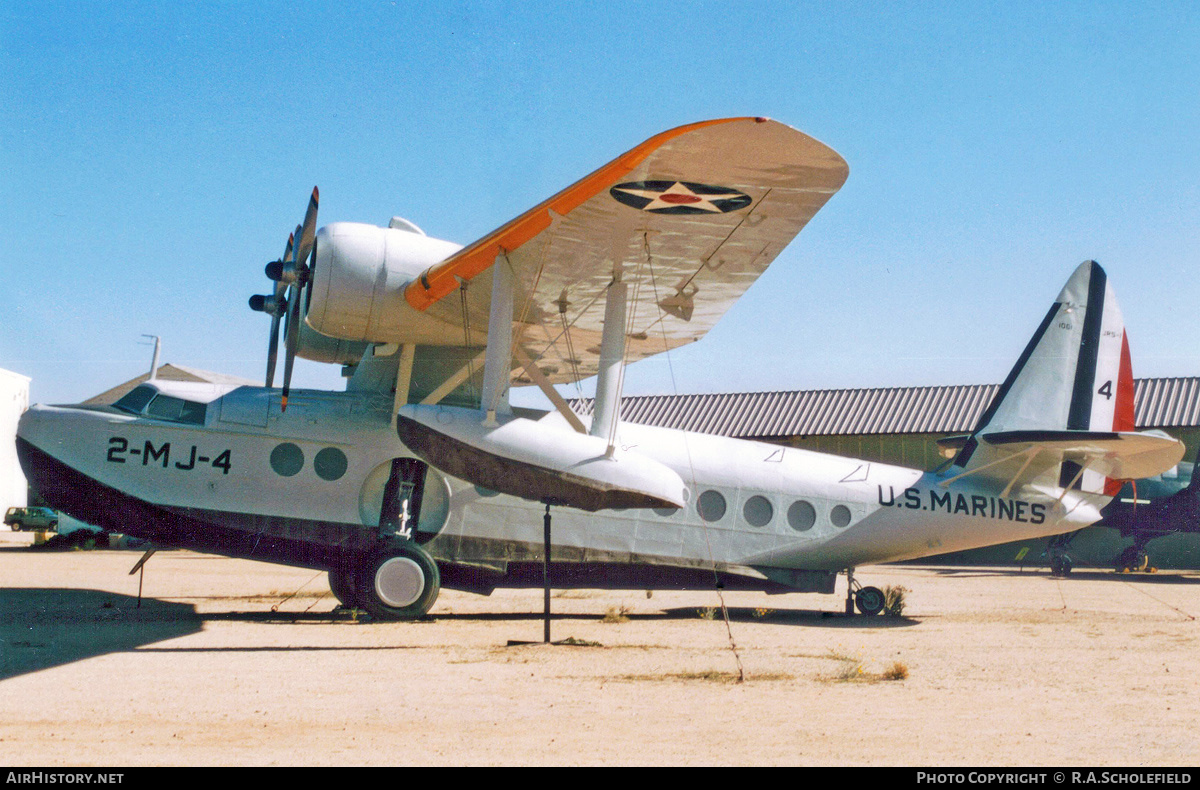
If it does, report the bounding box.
[18,384,1103,582]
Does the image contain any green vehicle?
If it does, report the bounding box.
[4,506,59,532]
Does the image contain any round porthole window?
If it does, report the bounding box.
[653,506,680,518]
[697,490,727,522]
[787,500,816,532]
[314,447,348,481]
[742,495,773,528]
[474,485,500,498]
[831,504,852,528]
[270,443,304,477]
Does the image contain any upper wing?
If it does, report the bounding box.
[405,117,848,386]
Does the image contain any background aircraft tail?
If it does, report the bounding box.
[950,261,1180,497]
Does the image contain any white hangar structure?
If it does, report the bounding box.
[0,368,31,515]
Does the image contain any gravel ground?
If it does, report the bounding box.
[0,534,1197,766]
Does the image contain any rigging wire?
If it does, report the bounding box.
[459,279,477,404]
[643,231,745,682]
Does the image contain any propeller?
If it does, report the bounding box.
[248,232,292,388]
[250,187,319,411]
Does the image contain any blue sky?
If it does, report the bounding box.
[3,2,1198,405]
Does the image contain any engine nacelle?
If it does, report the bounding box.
[294,319,370,367]
[306,222,462,343]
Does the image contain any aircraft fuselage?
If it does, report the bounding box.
[16,383,1102,597]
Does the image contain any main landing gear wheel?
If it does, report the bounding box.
[1116,546,1149,573]
[356,541,441,620]
[855,585,885,616]
[327,567,362,609]
[1050,554,1073,576]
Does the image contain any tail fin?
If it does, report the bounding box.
[952,261,1180,496]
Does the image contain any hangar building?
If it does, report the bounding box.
[0,368,31,515]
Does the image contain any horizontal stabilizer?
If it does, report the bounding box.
[396,405,686,512]
[980,429,1184,483]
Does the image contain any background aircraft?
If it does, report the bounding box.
[1082,449,1200,572]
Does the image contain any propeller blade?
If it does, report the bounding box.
[303,237,318,314]
[257,232,295,388]
[276,233,294,301]
[265,232,296,284]
[294,187,319,272]
[265,312,282,388]
[281,283,301,412]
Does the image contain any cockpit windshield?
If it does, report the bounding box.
[114,385,208,425]
[113,385,156,414]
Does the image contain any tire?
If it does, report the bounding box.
[1115,546,1149,573]
[356,541,441,620]
[855,585,885,616]
[1050,554,1073,576]
[327,566,362,608]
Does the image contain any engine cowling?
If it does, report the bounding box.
[294,319,370,366]
[306,222,462,343]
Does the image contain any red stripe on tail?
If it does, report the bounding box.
[1105,331,1136,495]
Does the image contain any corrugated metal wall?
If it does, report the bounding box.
[570,378,1200,438]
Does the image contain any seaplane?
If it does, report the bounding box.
[15,117,1185,619]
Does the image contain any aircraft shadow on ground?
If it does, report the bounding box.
[401,607,919,629]
[179,604,918,629]
[658,606,918,629]
[918,567,1200,586]
[0,588,201,681]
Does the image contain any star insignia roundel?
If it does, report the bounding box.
[610,181,752,214]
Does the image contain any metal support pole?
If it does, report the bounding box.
[129,548,157,608]
[142,335,161,380]
[543,503,552,644]
[845,568,855,615]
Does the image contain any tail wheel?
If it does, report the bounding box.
[357,541,441,620]
[854,585,885,616]
[1050,554,1073,576]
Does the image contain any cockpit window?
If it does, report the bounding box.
[113,386,207,425]
[146,395,207,425]
[113,386,157,415]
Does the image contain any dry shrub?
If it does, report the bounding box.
[883,585,909,617]
[602,605,631,624]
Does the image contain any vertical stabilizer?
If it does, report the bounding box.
[956,261,1137,494]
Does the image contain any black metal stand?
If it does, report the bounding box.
[129,548,156,609]
[543,503,552,643]
[505,503,557,648]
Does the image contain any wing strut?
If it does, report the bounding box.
[390,343,416,426]
[419,350,489,405]
[481,252,514,425]
[591,274,629,456]
[513,345,587,434]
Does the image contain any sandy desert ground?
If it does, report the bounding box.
[0,531,1197,767]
